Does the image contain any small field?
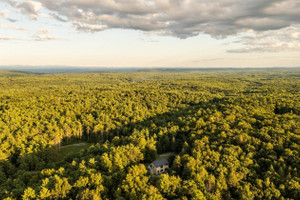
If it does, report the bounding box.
[157,152,175,160]
[58,143,93,161]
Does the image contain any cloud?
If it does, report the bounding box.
[30,0,300,38]
[228,26,300,53]
[1,0,300,51]
[73,22,107,32]
[0,10,16,22]
[49,13,68,22]
[0,35,25,40]
[33,29,59,41]
[141,38,160,43]
[4,0,41,19]
[0,20,25,30]
[0,35,15,40]
[0,28,59,41]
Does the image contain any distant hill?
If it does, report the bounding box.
[139,67,300,73]
[0,66,140,73]
[0,66,299,74]
[0,70,41,77]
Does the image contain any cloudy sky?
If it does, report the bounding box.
[0,0,300,68]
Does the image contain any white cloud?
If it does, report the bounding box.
[0,20,25,30]
[73,22,107,32]
[0,10,16,22]
[1,0,300,52]
[0,34,25,40]
[33,29,59,41]
[228,26,300,53]
[4,0,41,19]
[30,0,300,38]
[0,10,9,19]
[0,35,15,40]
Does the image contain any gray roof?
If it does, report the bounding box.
[152,158,169,167]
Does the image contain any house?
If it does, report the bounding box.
[147,158,169,175]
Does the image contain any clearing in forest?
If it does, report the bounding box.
[58,143,92,161]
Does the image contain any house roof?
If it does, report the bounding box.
[153,158,168,167]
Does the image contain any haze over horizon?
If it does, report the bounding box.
[0,0,300,68]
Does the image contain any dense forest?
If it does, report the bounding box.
[0,69,299,200]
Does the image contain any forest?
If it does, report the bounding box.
[0,69,299,200]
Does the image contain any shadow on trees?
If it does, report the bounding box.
[0,97,234,198]
[0,145,58,198]
[81,97,231,153]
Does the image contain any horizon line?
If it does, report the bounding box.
[1,65,300,69]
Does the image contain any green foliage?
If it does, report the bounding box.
[0,70,299,199]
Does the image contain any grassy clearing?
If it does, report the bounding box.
[157,152,175,160]
[57,143,93,161]
[158,155,170,160]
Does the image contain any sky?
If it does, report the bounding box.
[0,0,300,68]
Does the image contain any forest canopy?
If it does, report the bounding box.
[0,69,299,199]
